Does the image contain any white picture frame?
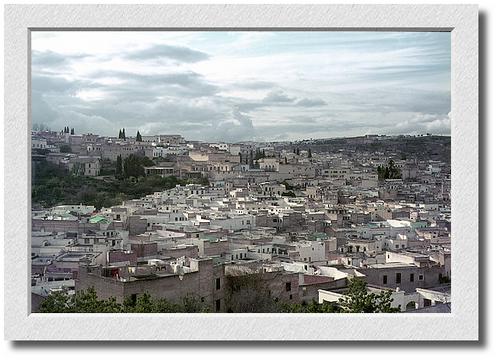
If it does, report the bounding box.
[4,4,478,341]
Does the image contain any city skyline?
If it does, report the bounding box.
[32,31,451,142]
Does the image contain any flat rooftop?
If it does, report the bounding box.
[367,262,417,269]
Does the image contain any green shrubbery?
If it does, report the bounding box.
[39,288,209,313]
[39,278,399,313]
[32,158,192,209]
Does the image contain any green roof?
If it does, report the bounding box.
[89,215,110,224]
[201,235,218,242]
[309,232,328,240]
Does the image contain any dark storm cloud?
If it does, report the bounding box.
[31,74,256,142]
[32,50,89,67]
[88,70,219,99]
[32,74,96,95]
[125,44,209,63]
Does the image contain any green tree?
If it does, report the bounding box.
[377,159,401,180]
[39,290,72,313]
[118,129,123,139]
[338,277,400,313]
[308,148,312,158]
[136,130,142,142]
[122,128,126,139]
[280,299,338,313]
[249,149,254,168]
[154,298,183,313]
[281,181,293,191]
[115,155,123,177]
[39,288,122,313]
[70,128,75,135]
[59,144,72,153]
[182,295,210,313]
[254,149,268,162]
[132,293,155,313]
[122,154,153,178]
[224,272,281,313]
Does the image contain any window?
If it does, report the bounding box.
[396,273,401,284]
[286,282,292,292]
[410,273,414,282]
[215,299,221,312]
[383,275,388,284]
[419,274,424,281]
[215,278,221,290]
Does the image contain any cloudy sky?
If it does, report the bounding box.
[32,31,450,142]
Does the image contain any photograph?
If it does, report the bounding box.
[30,30,452,314]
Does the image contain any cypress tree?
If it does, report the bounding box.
[122,128,126,139]
[116,155,122,176]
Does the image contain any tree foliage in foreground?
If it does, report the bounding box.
[39,288,209,313]
[39,278,400,313]
[338,277,400,313]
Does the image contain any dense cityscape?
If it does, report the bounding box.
[31,128,451,313]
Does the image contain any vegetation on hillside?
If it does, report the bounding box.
[377,159,402,180]
[31,156,205,209]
